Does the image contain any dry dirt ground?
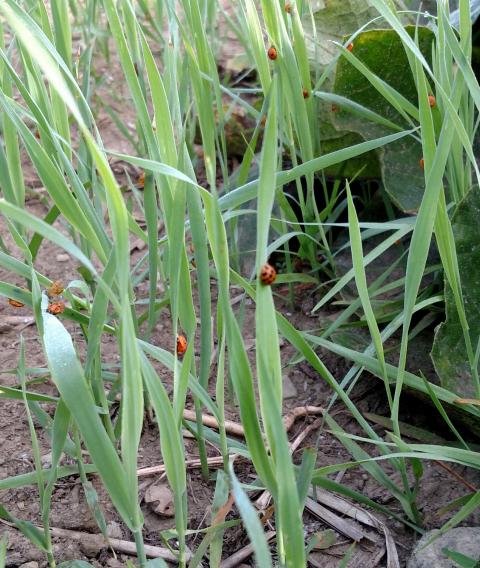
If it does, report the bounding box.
[1,19,480,568]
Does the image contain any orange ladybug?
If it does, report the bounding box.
[35,130,41,140]
[136,171,145,188]
[428,95,436,108]
[47,280,64,298]
[419,157,425,170]
[303,88,310,99]
[260,115,267,127]
[331,104,338,113]
[8,298,25,308]
[176,334,187,356]
[285,2,292,13]
[267,46,278,61]
[346,42,354,52]
[259,263,277,286]
[47,301,65,315]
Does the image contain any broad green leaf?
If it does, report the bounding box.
[432,186,480,397]
[302,0,408,70]
[40,294,134,529]
[333,27,434,211]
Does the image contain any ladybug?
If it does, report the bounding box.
[428,95,436,108]
[302,88,310,99]
[331,104,338,113]
[47,301,65,315]
[260,115,267,127]
[136,171,145,188]
[346,42,354,52]
[47,280,64,298]
[176,334,187,356]
[8,298,24,308]
[259,263,277,286]
[419,158,425,170]
[267,46,278,61]
[35,130,41,140]
[285,2,292,13]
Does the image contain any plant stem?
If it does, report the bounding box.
[133,529,147,567]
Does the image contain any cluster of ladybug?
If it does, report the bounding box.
[9,267,276,359]
[270,35,435,173]
[267,40,353,99]
[419,96,436,170]
[46,281,66,315]
[8,280,65,315]
[176,263,276,358]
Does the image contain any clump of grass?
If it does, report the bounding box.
[1,0,479,566]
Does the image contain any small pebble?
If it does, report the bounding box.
[408,527,480,567]
[282,373,298,399]
[79,534,104,557]
[106,558,124,568]
[41,452,52,467]
[55,253,69,262]
[106,520,123,539]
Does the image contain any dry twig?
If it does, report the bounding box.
[48,526,192,562]
[182,405,324,439]
[137,456,225,477]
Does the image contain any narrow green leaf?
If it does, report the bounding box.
[229,464,273,568]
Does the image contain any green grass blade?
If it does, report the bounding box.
[229,464,273,568]
[40,293,135,529]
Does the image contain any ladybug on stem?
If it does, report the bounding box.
[47,301,65,316]
[47,280,64,298]
[176,334,187,356]
[259,263,277,286]
[136,171,145,188]
[267,46,278,61]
